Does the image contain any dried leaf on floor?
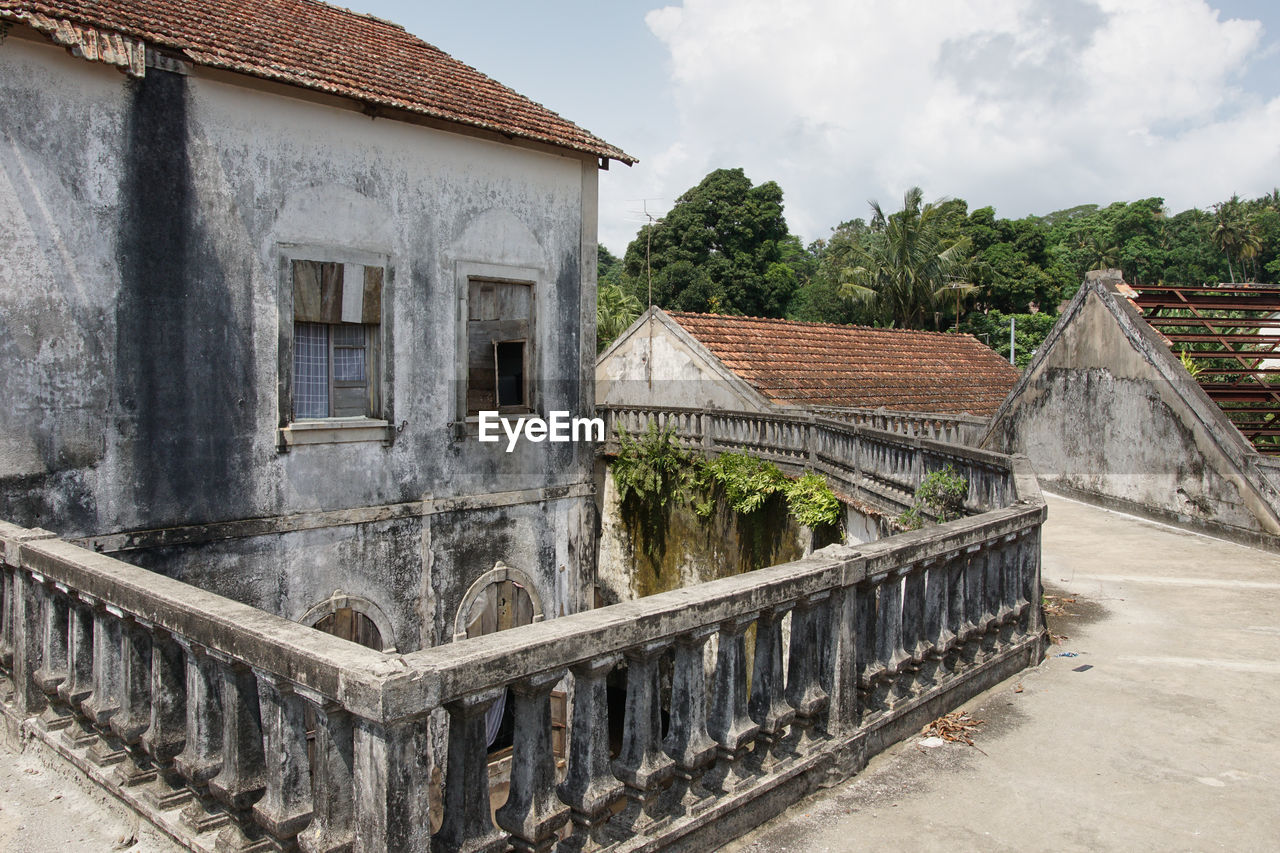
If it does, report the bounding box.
[920,710,985,747]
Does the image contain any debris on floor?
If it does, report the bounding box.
[1042,594,1077,616]
[920,711,985,747]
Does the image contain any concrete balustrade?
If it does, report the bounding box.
[0,405,1044,853]
[601,404,1015,520]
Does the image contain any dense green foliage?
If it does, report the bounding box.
[607,166,1280,369]
[620,168,806,318]
[610,424,842,560]
[897,465,970,530]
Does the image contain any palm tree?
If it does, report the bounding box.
[839,187,972,329]
[596,283,642,352]
[1086,233,1122,271]
[1213,197,1261,283]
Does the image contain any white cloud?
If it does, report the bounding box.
[597,0,1280,252]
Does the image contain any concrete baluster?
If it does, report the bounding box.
[822,582,860,740]
[496,670,571,853]
[901,564,929,686]
[855,580,878,714]
[174,642,225,809]
[82,604,127,768]
[558,655,623,846]
[870,571,909,711]
[111,617,157,787]
[435,689,505,853]
[786,592,830,746]
[748,604,795,765]
[0,561,13,669]
[663,627,717,812]
[613,640,676,832]
[916,557,948,691]
[34,581,71,730]
[59,595,97,749]
[11,569,47,715]
[995,534,1019,643]
[140,629,191,811]
[253,672,314,848]
[960,545,986,665]
[1020,526,1043,636]
[207,660,267,849]
[707,615,760,793]
[353,714,432,853]
[298,703,355,853]
[980,540,1002,657]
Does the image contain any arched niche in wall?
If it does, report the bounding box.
[452,560,544,641]
[302,590,397,653]
[449,207,547,272]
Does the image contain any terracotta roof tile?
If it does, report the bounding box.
[1,0,633,164]
[668,312,1020,417]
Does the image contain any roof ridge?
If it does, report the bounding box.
[666,310,977,339]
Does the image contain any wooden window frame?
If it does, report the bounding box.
[458,265,540,421]
[276,247,394,450]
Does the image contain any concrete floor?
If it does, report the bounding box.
[726,493,1280,852]
[3,493,1278,851]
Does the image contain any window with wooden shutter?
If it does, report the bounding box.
[291,260,383,420]
[467,279,532,415]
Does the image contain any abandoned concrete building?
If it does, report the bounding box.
[0,2,1051,851]
[0,0,636,653]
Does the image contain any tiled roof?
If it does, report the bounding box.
[0,0,633,164]
[668,311,1020,417]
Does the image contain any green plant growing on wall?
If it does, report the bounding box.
[696,452,788,515]
[783,472,843,528]
[611,422,697,560]
[897,465,969,530]
[610,430,844,565]
[1178,350,1203,379]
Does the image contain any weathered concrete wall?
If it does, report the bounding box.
[596,310,771,411]
[596,467,805,605]
[0,32,601,649]
[983,271,1280,548]
[594,457,885,605]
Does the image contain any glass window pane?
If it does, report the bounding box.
[293,322,330,418]
[333,324,366,383]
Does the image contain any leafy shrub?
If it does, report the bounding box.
[897,464,969,529]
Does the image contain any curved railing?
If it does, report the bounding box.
[0,405,1046,853]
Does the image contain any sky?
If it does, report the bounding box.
[341,0,1280,255]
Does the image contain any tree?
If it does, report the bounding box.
[1213,196,1262,283]
[596,282,641,353]
[620,168,802,317]
[840,187,972,329]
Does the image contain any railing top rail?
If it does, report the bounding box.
[384,501,1043,715]
[599,403,1014,472]
[4,531,394,714]
[809,405,992,427]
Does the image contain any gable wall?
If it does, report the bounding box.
[596,313,770,412]
[984,275,1280,547]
